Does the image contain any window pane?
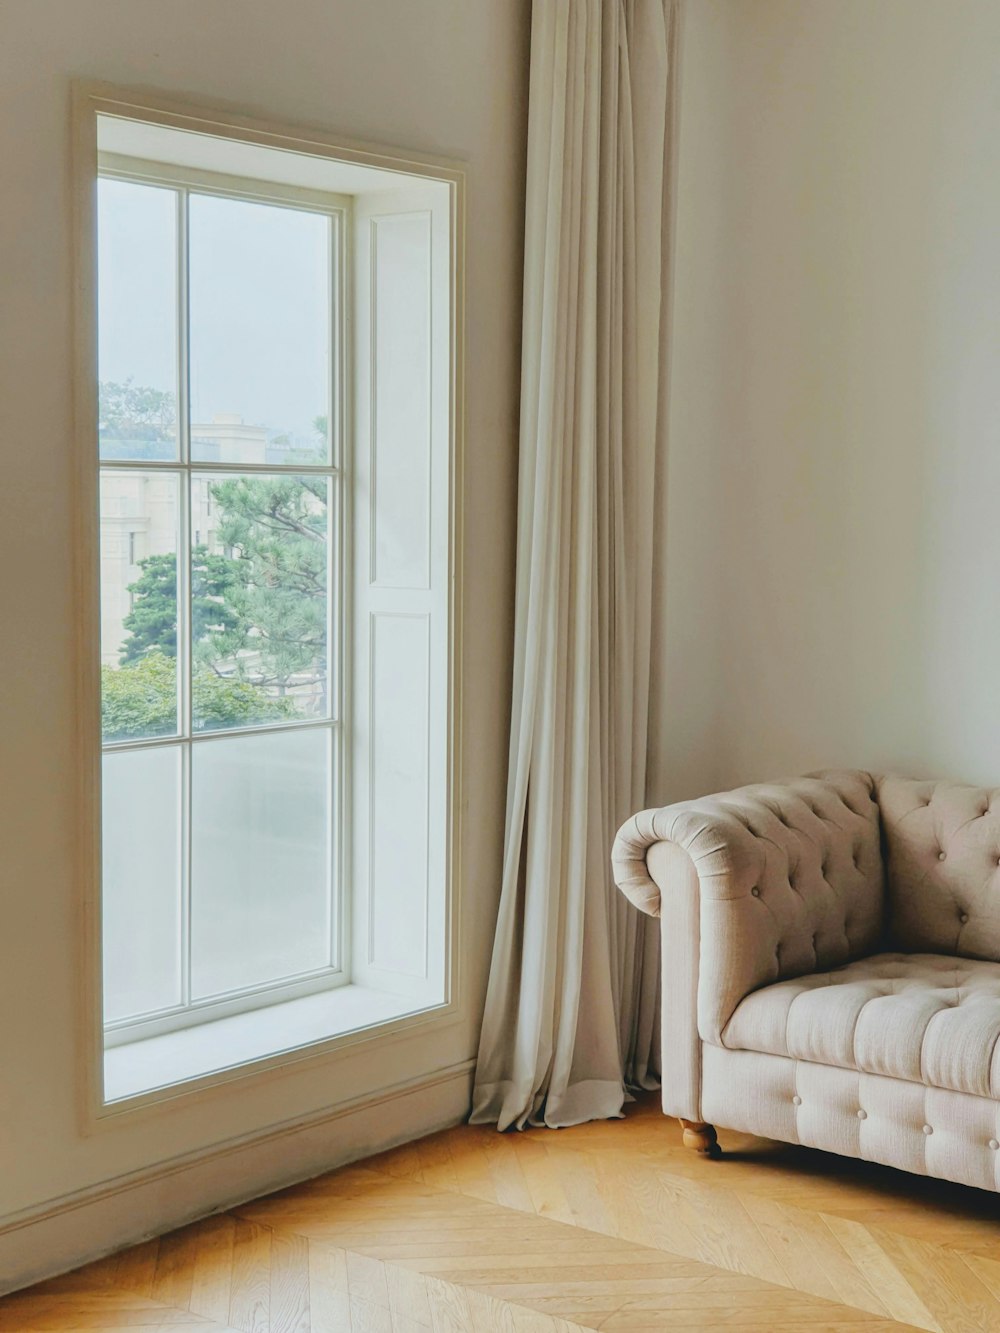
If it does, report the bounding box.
[101,471,180,742]
[190,474,330,732]
[98,179,179,461]
[102,747,183,1022]
[189,194,330,465]
[190,729,332,997]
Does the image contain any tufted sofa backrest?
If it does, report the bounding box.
[614,770,886,1042]
[878,776,1000,962]
[696,770,886,1038]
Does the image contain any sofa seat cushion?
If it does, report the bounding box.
[721,952,1000,1099]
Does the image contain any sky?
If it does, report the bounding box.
[97,177,331,449]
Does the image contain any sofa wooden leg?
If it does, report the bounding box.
[680,1119,720,1156]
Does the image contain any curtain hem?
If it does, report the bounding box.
[470,1077,627,1131]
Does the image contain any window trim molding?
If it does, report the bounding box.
[99,152,355,216]
[71,81,466,1127]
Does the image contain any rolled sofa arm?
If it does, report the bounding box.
[611,770,885,1044]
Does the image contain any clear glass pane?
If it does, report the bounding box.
[190,474,330,731]
[189,194,330,465]
[102,747,183,1022]
[190,729,333,997]
[101,471,180,742]
[98,179,179,461]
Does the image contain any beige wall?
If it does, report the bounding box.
[0,0,526,1284]
[651,0,1000,801]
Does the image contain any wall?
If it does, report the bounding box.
[652,0,1000,801]
[0,0,527,1290]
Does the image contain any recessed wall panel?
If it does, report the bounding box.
[369,612,430,975]
[371,212,432,589]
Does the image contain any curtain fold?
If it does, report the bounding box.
[472,0,676,1130]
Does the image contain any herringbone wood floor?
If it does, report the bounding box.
[5,1095,1000,1331]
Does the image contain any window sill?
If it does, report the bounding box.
[103,984,427,1103]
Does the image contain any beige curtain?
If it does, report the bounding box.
[472,0,676,1130]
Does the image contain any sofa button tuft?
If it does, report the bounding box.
[792,1095,802,1106]
[856,1109,867,1120]
[960,912,969,924]
[750,886,760,897]
[990,1139,999,1151]
[923,1124,933,1135]
[938,851,947,861]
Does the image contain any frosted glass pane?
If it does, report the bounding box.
[98,179,179,461]
[100,471,179,742]
[102,747,182,1022]
[189,194,330,465]
[190,474,330,731]
[190,729,332,997]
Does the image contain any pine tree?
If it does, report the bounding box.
[119,546,243,664]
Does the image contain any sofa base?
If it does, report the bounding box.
[701,1044,1000,1194]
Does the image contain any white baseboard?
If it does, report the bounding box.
[0,1057,475,1298]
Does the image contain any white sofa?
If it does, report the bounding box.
[612,770,1000,1189]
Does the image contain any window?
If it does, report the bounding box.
[99,171,343,1044]
[86,100,459,1105]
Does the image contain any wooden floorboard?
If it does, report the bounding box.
[6,1095,1000,1330]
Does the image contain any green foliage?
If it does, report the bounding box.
[191,663,298,731]
[102,651,177,741]
[120,548,243,665]
[120,554,178,662]
[102,652,297,742]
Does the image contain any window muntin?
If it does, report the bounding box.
[98,168,345,1042]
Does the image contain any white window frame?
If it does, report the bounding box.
[97,156,352,1047]
[72,84,465,1121]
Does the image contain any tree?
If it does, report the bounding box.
[198,475,327,706]
[119,553,177,662]
[100,380,176,458]
[120,547,243,665]
[102,651,296,742]
[191,661,297,731]
[108,399,329,722]
[102,652,177,740]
